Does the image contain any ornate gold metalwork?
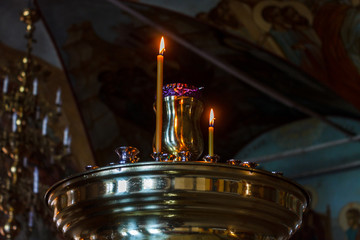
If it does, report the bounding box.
[159,95,204,161]
[202,154,220,163]
[0,6,71,240]
[115,146,140,164]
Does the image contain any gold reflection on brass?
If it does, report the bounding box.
[46,162,309,240]
[161,96,203,160]
[174,177,194,190]
[245,183,251,196]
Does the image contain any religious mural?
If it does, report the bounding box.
[37,0,359,162]
[194,0,360,110]
[196,3,360,238]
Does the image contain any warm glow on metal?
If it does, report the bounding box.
[2,147,8,154]
[245,183,251,195]
[209,108,215,127]
[159,36,165,55]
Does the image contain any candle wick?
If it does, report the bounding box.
[158,49,165,55]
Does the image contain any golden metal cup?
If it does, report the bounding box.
[154,83,204,161]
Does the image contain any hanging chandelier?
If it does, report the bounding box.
[0,6,71,240]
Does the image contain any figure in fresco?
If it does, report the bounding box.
[198,0,360,110]
[260,5,302,64]
[345,208,360,240]
[339,203,360,240]
[256,1,328,83]
[196,0,285,58]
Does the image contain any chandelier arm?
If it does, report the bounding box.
[32,0,97,165]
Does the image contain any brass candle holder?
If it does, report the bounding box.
[46,81,309,240]
[153,83,204,161]
[45,161,309,240]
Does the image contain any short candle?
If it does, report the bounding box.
[209,108,215,156]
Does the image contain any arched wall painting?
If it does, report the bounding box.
[150,0,360,110]
[236,117,360,239]
[36,0,360,161]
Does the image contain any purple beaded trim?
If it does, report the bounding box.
[163,83,202,98]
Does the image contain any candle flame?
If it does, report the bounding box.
[159,36,165,55]
[209,108,215,127]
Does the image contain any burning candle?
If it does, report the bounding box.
[42,115,48,136]
[155,36,165,153]
[33,166,39,194]
[55,88,61,105]
[209,108,215,156]
[32,78,38,96]
[12,112,17,132]
[2,75,9,93]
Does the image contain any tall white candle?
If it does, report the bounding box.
[3,76,9,93]
[12,112,17,132]
[33,166,39,194]
[63,126,69,146]
[41,115,48,136]
[32,78,38,96]
[55,88,61,105]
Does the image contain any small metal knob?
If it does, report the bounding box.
[176,151,191,162]
[272,171,283,176]
[151,152,176,162]
[202,154,220,163]
[151,151,192,162]
[227,159,242,166]
[85,165,99,171]
[227,160,258,168]
[241,162,259,168]
[115,146,140,164]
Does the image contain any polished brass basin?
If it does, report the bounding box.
[45,162,309,240]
